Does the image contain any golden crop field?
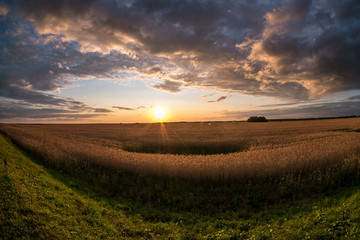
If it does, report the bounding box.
[1,118,360,180]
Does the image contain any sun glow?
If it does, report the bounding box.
[153,108,167,121]
[153,107,167,121]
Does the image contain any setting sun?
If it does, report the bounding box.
[153,108,167,121]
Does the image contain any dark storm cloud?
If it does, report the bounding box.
[0,102,105,120]
[265,0,312,24]
[1,0,360,120]
[244,0,360,97]
[224,100,360,119]
[348,95,360,101]
[0,83,69,106]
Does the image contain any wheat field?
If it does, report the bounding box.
[1,118,360,181]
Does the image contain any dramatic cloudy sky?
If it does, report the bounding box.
[1,0,360,122]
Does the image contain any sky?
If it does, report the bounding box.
[0,0,360,123]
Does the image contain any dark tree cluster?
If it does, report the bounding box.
[247,116,268,122]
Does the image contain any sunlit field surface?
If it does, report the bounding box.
[2,118,360,208]
[1,118,360,180]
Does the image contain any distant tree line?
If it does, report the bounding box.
[247,116,268,122]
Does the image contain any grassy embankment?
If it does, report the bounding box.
[1,132,360,239]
